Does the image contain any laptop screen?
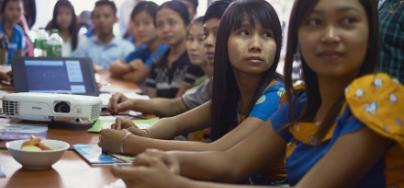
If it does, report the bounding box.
[13,57,99,96]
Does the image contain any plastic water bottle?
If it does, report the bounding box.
[33,28,48,57]
[46,29,63,57]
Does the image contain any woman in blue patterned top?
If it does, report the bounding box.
[100,0,286,182]
[0,0,25,64]
[109,0,404,187]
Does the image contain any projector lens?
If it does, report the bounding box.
[54,102,70,113]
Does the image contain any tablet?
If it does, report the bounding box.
[12,57,99,96]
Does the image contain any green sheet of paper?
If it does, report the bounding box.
[88,116,159,133]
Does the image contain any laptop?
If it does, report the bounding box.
[12,57,99,96]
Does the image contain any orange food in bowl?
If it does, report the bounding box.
[21,136,51,151]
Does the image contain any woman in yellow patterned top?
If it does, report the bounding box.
[109,0,404,187]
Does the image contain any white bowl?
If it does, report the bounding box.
[6,139,70,170]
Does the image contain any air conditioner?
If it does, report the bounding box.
[2,93,102,125]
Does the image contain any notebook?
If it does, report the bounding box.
[73,144,135,166]
[12,57,99,96]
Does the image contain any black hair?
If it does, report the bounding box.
[1,0,22,15]
[210,0,283,140]
[45,0,79,51]
[203,0,233,23]
[283,0,379,143]
[176,0,198,12]
[191,16,204,25]
[187,16,204,37]
[130,1,158,24]
[23,0,36,28]
[93,0,117,16]
[158,0,190,26]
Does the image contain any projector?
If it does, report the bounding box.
[2,93,102,125]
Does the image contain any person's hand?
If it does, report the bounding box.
[93,64,103,73]
[111,149,183,188]
[99,129,130,154]
[111,118,149,137]
[121,60,150,83]
[0,71,11,82]
[110,60,130,76]
[108,93,135,114]
[111,117,135,130]
[129,59,146,71]
[136,149,180,174]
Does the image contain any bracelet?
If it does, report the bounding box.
[119,130,131,153]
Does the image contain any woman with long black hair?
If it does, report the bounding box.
[46,0,79,57]
[100,1,286,182]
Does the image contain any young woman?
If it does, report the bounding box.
[143,1,203,98]
[111,0,404,187]
[109,1,168,83]
[100,1,286,181]
[45,0,79,57]
[175,16,209,103]
[0,0,25,64]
